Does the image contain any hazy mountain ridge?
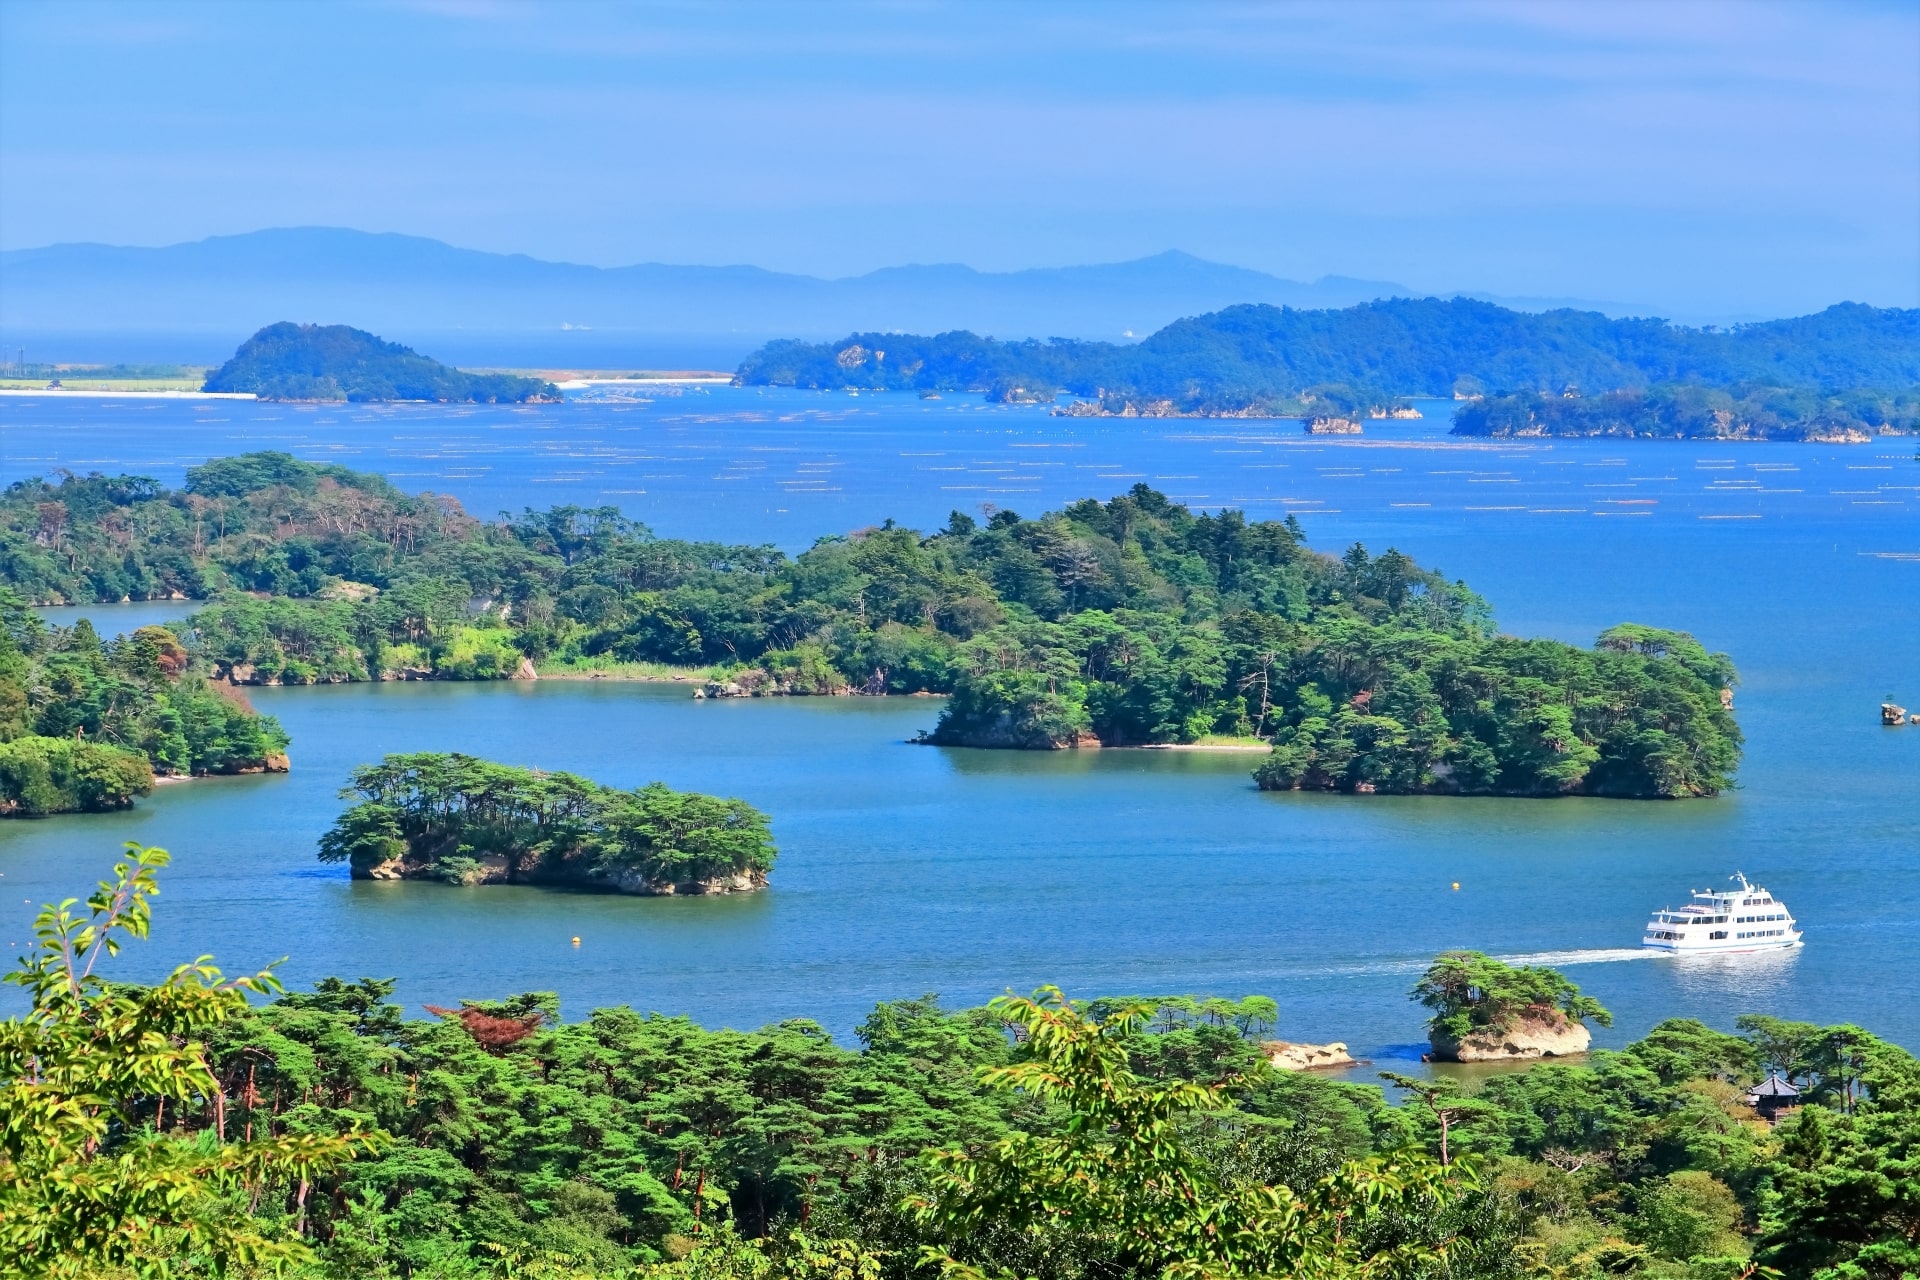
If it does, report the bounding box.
[0,227,1415,345]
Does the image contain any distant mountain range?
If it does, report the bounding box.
[0,227,1621,368]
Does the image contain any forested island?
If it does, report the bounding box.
[0,454,1742,798]
[0,593,288,815]
[320,753,776,894]
[735,298,1920,430]
[202,322,559,402]
[11,847,1917,1280]
[1452,384,1919,442]
[1414,951,1613,1062]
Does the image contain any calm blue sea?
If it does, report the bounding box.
[2,388,1916,1064]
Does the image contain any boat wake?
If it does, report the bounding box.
[1305,947,1657,979]
[1303,947,1670,980]
[1496,947,1663,967]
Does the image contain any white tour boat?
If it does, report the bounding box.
[1642,873,1803,953]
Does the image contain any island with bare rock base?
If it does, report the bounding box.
[318,752,776,895]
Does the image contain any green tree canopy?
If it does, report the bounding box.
[202,323,559,403]
[0,845,372,1277]
[1411,951,1614,1042]
[318,752,777,891]
[0,593,289,816]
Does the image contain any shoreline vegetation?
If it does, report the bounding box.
[0,598,289,816]
[0,363,732,399]
[1453,384,1918,443]
[0,360,211,395]
[12,848,1919,1280]
[534,656,721,681]
[1,453,1742,798]
[734,297,1920,439]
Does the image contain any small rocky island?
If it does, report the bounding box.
[204,322,559,403]
[1412,950,1610,1062]
[318,752,775,895]
[1262,1040,1359,1071]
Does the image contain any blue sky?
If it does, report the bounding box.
[1,0,1915,317]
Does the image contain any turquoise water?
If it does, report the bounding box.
[2,389,1916,1058]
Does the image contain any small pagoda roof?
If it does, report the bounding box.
[1746,1073,1801,1099]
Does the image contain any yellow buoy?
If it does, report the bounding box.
[571,936,581,946]
[1451,882,1460,891]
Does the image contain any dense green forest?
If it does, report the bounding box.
[9,848,1917,1280]
[734,299,1920,414]
[319,752,777,893]
[202,323,559,403]
[0,454,1742,796]
[0,593,288,815]
[1452,384,1920,441]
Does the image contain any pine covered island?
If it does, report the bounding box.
[202,322,559,403]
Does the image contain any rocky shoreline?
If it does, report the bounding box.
[355,853,768,897]
[1465,423,1877,444]
[1427,1011,1592,1062]
[150,753,290,782]
[1262,1040,1360,1071]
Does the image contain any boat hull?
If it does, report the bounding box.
[1642,937,1802,954]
